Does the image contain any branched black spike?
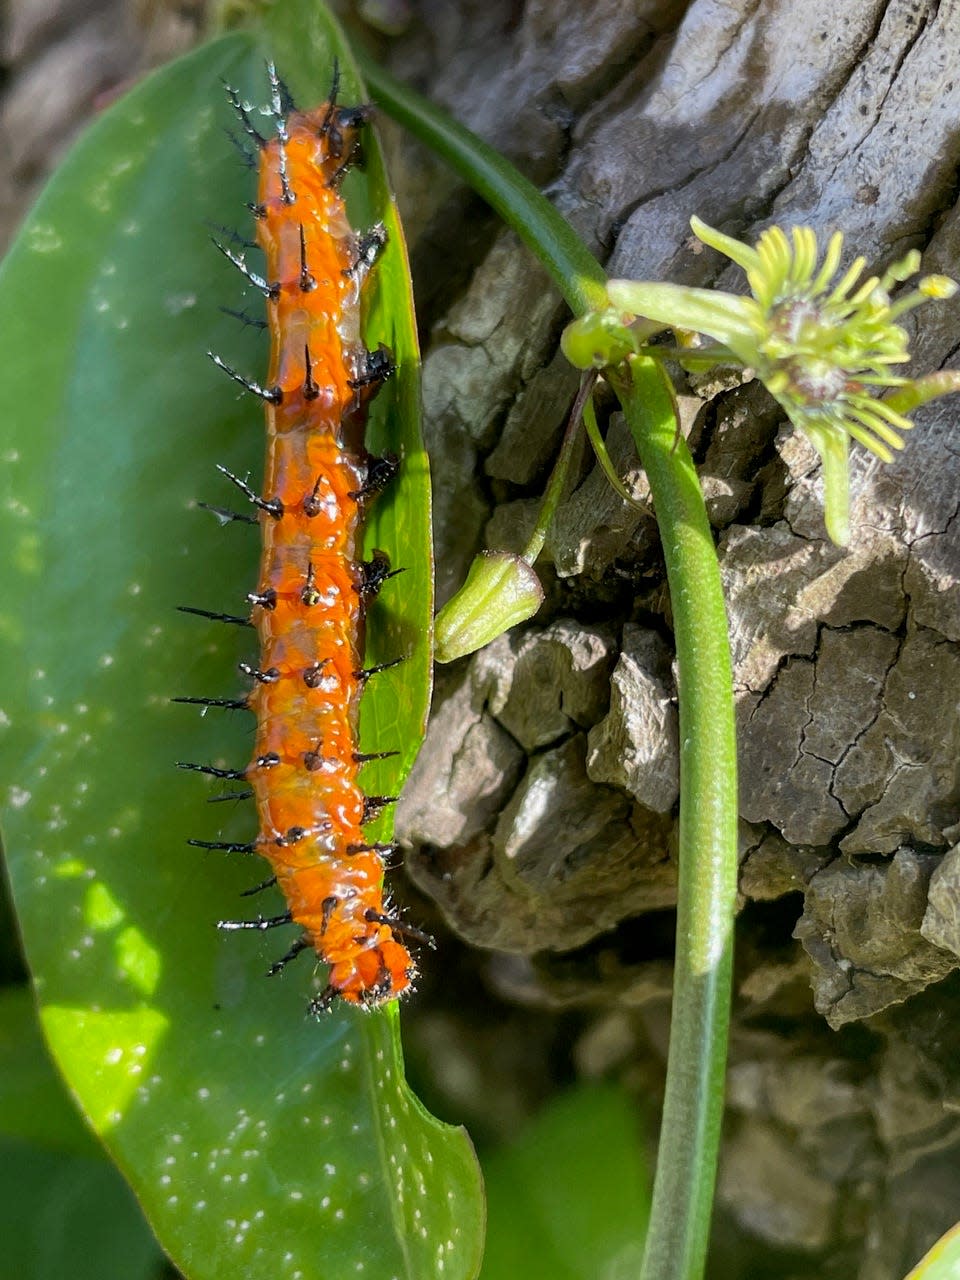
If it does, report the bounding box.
[359,549,403,601]
[267,935,310,975]
[212,238,279,299]
[362,794,399,823]
[274,72,296,116]
[218,912,293,931]
[326,143,363,191]
[177,605,253,628]
[208,790,254,804]
[302,342,319,402]
[220,305,268,332]
[247,588,277,610]
[242,875,278,898]
[216,463,284,517]
[356,656,403,682]
[197,501,257,527]
[239,661,281,684]
[303,475,330,517]
[350,452,399,500]
[255,752,281,769]
[224,128,257,169]
[177,761,247,781]
[246,201,267,220]
[266,60,288,122]
[352,749,400,763]
[298,224,316,293]
[207,220,258,250]
[307,986,338,1017]
[208,353,283,405]
[348,343,394,390]
[277,147,294,204]
[222,80,267,149]
[188,838,257,854]
[364,909,437,950]
[300,562,321,608]
[172,695,250,711]
[346,840,401,857]
[262,60,296,120]
[319,59,341,138]
[344,223,387,280]
[267,62,295,205]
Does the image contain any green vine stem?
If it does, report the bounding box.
[360,55,739,1280]
[581,387,646,509]
[356,56,608,317]
[432,368,595,660]
[522,371,597,563]
[610,363,737,1280]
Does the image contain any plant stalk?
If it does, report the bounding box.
[361,53,739,1280]
[356,55,608,317]
[612,363,737,1280]
[523,372,596,563]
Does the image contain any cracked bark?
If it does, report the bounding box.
[379,4,960,1274]
[384,0,960,1013]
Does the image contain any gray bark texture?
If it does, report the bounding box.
[379,3,960,1274]
[3,1,959,1276]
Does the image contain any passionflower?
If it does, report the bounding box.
[563,217,957,544]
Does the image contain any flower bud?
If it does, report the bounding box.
[561,309,638,369]
[434,552,544,663]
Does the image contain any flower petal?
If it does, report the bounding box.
[690,215,760,273]
[605,280,760,365]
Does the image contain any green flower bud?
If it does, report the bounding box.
[434,552,544,663]
[560,309,638,369]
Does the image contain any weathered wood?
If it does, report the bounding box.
[384,7,960,1273]
[391,0,960,1027]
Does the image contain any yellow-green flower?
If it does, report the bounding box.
[564,217,958,544]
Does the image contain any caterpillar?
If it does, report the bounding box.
[177,63,428,1014]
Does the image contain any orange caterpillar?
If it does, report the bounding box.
[178,64,427,1013]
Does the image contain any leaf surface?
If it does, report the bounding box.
[0,15,482,1280]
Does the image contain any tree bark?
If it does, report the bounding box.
[379,3,960,1275]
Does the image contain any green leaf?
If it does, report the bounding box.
[0,985,164,1279]
[0,1138,164,1280]
[0,985,99,1157]
[905,1224,960,1280]
[0,14,482,1280]
[480,1084,650,1280]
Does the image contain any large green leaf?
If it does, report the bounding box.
[905,1225,960,1280]
[480,1084,649,1280]
[0,987,163,1279]
[0,985,99,1158]
[0,1139,163,1280]
[0,9,482,1279]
